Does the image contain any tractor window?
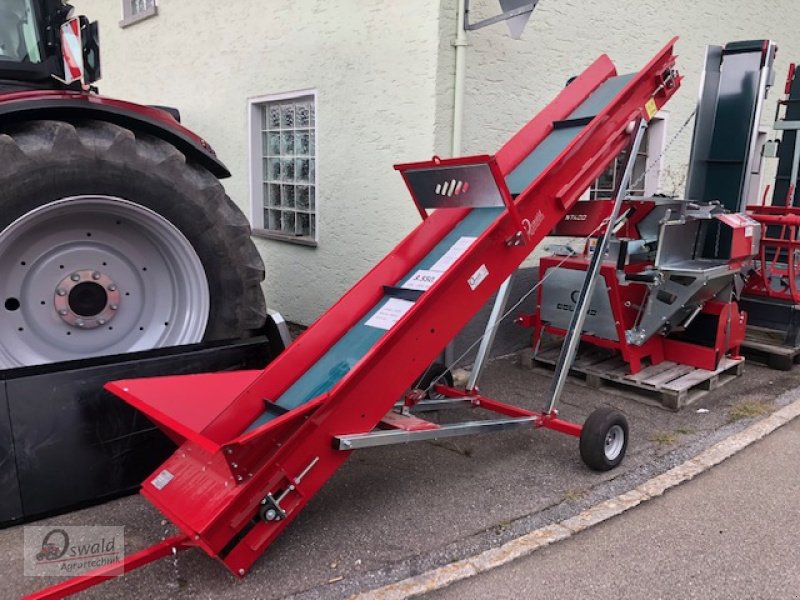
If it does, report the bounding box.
[0,0,41,63]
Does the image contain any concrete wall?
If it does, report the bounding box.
[72,0,442,324]
[436,0,799,197]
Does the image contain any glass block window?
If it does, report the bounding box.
[587,129,649,200]
[131,0,156,14]
[259,95,316,240]
[120,0,157,27]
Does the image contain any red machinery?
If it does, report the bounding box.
[524,40,776,376]
[525,199,757,374]
[744,205,800,303]
[25,40,681,599]
[740,64,800,355]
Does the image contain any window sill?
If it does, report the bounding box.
[119,6,158,28]
[252,229,318,247]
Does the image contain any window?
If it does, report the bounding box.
[249,92,317,245]
[0,0,41,63]
[119,0,157,28]
[588,134,648,199]
[584,113,668,200]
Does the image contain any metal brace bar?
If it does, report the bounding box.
[393,397,473,412]
[467,276,513,391]
[335,416,536,450]
[464,0,539,32]
[543,118,649,414]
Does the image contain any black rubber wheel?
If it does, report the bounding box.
[579,406,629,471]
[415,362,454,399]
[0,119,266,368]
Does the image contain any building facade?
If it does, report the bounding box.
[73,0,799,324]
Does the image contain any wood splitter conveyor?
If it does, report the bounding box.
[26,39,682,599]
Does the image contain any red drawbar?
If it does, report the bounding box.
[21,535,192,600]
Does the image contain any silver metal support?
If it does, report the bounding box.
[443,342,455,370]
[267,308,293,349]
[543,119,649,415]
[335,416,536,451]
[393,397,473,412]
[466,276,513,392]
[464,0,538,33]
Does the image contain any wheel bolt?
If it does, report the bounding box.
[76,320,85,328]
[110,304,119,311]
[108,284,117,292]
[58,309,68,316]
[98,319,106,325]
[70,273,80,282]
[92,271,101,280]
[56,288,66,296]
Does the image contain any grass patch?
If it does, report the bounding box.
[563,488,587,502]
[727,400,771,423]
[650,431,679,445]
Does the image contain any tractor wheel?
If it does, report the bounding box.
[579,406,629,471]
[0,119,266,369]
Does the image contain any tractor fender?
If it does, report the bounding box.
[0,89,230,178]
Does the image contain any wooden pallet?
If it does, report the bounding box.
[527,344,744,410]
[741,326,800,371]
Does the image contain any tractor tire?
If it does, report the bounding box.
[0,119,266,369]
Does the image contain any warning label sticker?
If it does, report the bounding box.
[644,98,658,120]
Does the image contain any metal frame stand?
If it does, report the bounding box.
[338,121,649,452]
[543,118,649,415]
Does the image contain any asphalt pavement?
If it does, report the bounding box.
[6,353,800,599]
[428,417,800,600]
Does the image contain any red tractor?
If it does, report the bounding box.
[0,0,285,523]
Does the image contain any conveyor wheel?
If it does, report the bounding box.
[579,406,629,471]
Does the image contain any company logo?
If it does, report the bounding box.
[556,289,597,316]
[35,529,69,562]
[522,209,546,238]
[435,179,470,197]
[24,525,124,577]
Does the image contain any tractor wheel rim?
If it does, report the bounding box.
[604,424,625,460]
[0,196,210,368]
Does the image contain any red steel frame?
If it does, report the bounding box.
[527,259,747,375]
[744,205,800,303]
[25,39,681,599]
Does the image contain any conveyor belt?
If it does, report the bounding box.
[248,74,637,432]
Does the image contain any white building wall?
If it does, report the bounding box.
[437,0,799,197]
[71,0,799,324]
[72,0,442,324]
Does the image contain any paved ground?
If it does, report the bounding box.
[6,347,799,599]
[428,417,800,600]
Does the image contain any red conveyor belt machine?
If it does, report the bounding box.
[26,39,682,599]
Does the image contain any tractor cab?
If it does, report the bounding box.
[0,0,99,89]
